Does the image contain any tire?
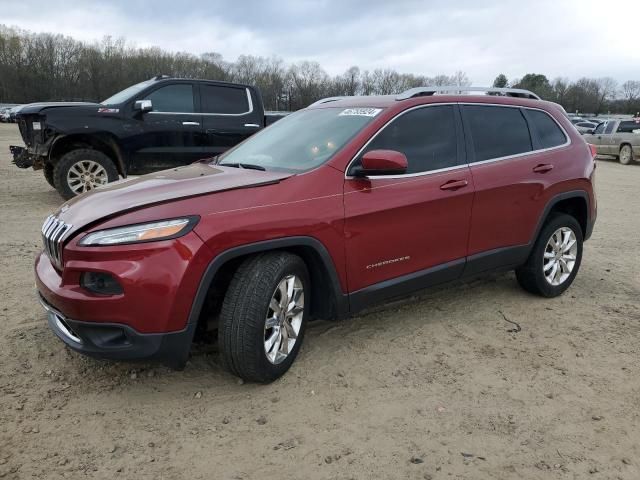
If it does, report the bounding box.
[219,252,310,383]
[53,149,119,200]
[619,144,633,165]
[516,213,583,298]
[43,163,55,188]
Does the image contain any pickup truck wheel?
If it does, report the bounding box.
[219,252,309,383]
[619,144,633,165]
[43,164,55,187]
[515,213,583,298]
[53,149,119,199]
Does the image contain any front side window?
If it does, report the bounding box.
[218,107,379,172]
[464,105,532,162]
[593,122,605,134]
[353,105,459,174]
[145,84,194,113]
[527,109,567,148]
[201,85,250,114]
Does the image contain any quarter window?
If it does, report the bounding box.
[145,84,194,113]
[356,105,459,174]
[527,110,567,148]
[201,85,250,114]
[604,122,616,134]
[464,105,532,162]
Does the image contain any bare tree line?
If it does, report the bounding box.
[1,25,638,114]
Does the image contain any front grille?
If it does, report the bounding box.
[42,215,73,269]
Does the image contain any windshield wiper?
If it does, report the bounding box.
[218,162,266,171]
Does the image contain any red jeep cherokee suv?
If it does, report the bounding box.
[36,87,597,383]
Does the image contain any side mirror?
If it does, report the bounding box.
[354,149,408,177]
[134,99,153,113]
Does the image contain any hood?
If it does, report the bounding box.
[18,102,101,115]
[55,163,292,233]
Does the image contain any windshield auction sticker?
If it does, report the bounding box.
[339,108,382,117]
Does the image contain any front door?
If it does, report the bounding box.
[127,82,204,173]
[343,104,473,301]
[199,84,264,158]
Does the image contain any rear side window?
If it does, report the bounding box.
[617,121,640,133]
[464,105,532,161]
[358,105,459,174]
[145,84,194,113]
[526,110,567,148]
[201,85,250,114]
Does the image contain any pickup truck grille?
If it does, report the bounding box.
[18,118,32,147]
[42,215,73,269]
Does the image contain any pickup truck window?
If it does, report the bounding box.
[617,121,640,133]
[594,123,605,134]
[201,85,250,114]
[145,84,194,113]
[218,107,378,173]
[604,122,616,134]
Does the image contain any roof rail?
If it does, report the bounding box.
[308,96,348,107]
[396,86,541,101]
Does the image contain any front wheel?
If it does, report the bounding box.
[619,144,634,165]
[53,149,119,200]
[219,252,309,383]
[516,213,583,297]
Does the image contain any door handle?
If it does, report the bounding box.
[533,163,554,173]
[440,179,468,191]
[244,123,260,128]
[182,121,200,126]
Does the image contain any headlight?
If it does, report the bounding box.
[78,217,198,246]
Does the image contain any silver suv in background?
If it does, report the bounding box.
[583,119,640,164]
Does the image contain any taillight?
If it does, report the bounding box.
[588,144,598,159]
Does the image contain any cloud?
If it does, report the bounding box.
[2,0,639,84]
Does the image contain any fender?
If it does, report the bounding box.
[531,189,592,243]
[49,132,128,177]
[186,236,350,330]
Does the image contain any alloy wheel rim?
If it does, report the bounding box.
[620,146,631,163]
[543,227,577,286]
[67,160,108,194]
[264,274,304,365]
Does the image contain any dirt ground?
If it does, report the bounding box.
[0,122,638,480]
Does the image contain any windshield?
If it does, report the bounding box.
[102,80,154,105]
[218,107,382,173]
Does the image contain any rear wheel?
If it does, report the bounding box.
[619,144,633,165]
[53,148,119,200]
[516,213,583,297]
[219,252,309,383]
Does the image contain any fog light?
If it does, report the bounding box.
[80,272,123,295]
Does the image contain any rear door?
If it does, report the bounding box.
[127,82,204,173]
[462,104,569,270]
[343,104,473,297]
[199,84,263,158]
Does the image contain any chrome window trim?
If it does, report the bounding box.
[147,87,254,117]
[344,102,571,180]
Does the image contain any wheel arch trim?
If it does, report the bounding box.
[186,236,349,331]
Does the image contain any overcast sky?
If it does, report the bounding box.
[2,0,639,84]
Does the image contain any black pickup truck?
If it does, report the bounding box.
[11,76,287,199]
